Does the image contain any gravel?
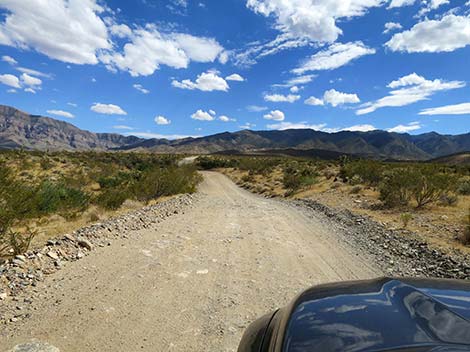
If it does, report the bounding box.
[295,198,470,280]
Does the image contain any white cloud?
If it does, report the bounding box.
[91,103,127,115]
[304,96,324,106]
[16,67,51,78]
[290,86,300,93]
[133,84,150,94]
[24,87,36,94]
[263,110,285,121]
[286,74,316,86]
[155,115,171,125]
[383,22,402,34]
[219,115,236,122]
[172,71,229,92]
[191,109,215,121]
[246,105,268,112]
[357,73,465,115]
[419,102,470,115]
[246,0,383,44]
[267,121,326,130]
[225,73,245,81]
[387,121,422,133]
[2,55,16,65]
[388,0,416,8]
[100,25,224,76]
[0,73,20,88]
[342,124,376,132]
[47,109,74,118]
[239,122,256,129]
[323,89,360,107]
[113,125,134,130]
[110,24,132,38]
[67,102,78,107]
[0,0,111,64]
[292,42,375,74]
[386,15,470,53]
[264,93,300,103]
[127,132,199,140]
[6,88,16,93]
[209,109,216,116]
[20,73,42,87]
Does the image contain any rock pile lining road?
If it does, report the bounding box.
[0,194,195,324]
[295,199,470,280]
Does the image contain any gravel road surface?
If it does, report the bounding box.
[2,172,381,352]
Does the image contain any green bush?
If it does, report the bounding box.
[35,181,89,214]
[457,178,470,195]
[340,160,383,186]
[95,189,129,210]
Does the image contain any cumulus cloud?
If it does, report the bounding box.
[342,124,376,132]
[91,103,127,115]
[0,0,111,64]
[263,110,285,121]
[304,96,324,106]
[0,74,20,88]
[172,71,229,92]
[290,86,300,93]
[24,87,36,94]
[225,73,245,81]
[20,73,42,87]
[356,73,465,115]
[304,89,360,107]
[133,84,150,94]
[386,15,470,53]
[264,93,300,103]
[419,102,470,115]
[155,115,171,125]
[47,109,75,118]
[292,42,375,74]
[191,109,215,121]
[388,0,416,8]
[100,25,224,76]
[2,55,16,65]
[383,22,403,34]
[246,0,383,44]
[387,121,422,133]
[219,115,236,122]
[267,121,326,130]
[323,89,360,107]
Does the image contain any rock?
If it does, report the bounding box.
[0,292,7,300]
[9,341,60,352]
[77,239,93,251]
[46,251,59,260]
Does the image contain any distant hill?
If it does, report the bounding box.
[1,105,468,160]
[0,105,143,151]
[430,152,470,165]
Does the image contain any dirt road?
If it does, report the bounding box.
[2,172,381,352]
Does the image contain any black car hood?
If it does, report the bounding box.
[282,278,470,352]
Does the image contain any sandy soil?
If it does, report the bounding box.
[1,172,381,352]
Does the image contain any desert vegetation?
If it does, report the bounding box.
[198,154,470,249]
[0,150,201,257]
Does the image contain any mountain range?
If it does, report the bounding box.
[1,105,468,160]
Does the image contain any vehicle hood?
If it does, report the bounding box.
[282,278,470,352]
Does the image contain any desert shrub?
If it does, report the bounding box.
[349,175,363,186]
[457,178,470,195]
[323,169,336,180]
[196,156,238,170]
[95,189,129,210]
[133,165,200,202]
[339,160,383,186]
[379,166,456,208]
[400,213,413,228]
[282,163,318,192]
[378,168,415,207]
[462,209,470,246]
[350,185,362,194]
[35,181,89,214]
[241,174,254,183]
[439,193,458,207]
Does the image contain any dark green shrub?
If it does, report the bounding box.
[35,181,89,214]
[95,189,129,210]
[457,178,470,195]
[379,168,415,207]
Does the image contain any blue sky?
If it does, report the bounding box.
[0,0,469,139]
